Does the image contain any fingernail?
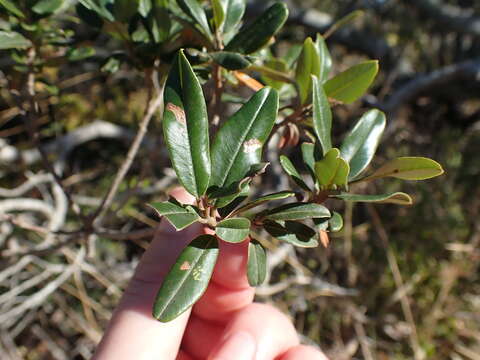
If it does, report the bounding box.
[208,331,256,360]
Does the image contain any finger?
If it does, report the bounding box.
[181,315,225,359]
[192,237,255,323]
[276,345,329,360]
[93,188,200,360]
[206,303,299,360]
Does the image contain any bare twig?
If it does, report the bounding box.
[367,204,425,360]
[91,70,164,227]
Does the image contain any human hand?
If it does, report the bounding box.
[92,188,328,360]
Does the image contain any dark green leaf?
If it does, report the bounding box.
[333,192,413,205]
[163,50,211,198]
[176,0,213,40]
[216,217,250,243]
[32,0,63,15]
[328,211,343,232]
[221,0,245,34]
[301,142,317,176]
[225,2,288,54]
[279,156,310,191]
[232,190,296,216]
[210,87,278,188]
[362,157,444,181]
[211,51,251,70]
[149,199,200,230]
[312,75,332,155]
[247,239,267,286]
[340,109,386,180]
[211,182,250,209]
[264,220,318,248]
[114,0,139,21]
[324,60,378,104]
[153,235,219,322]
[0,31,31,50]
[315,33,332,82]
[265,202,330,221]
[76,3,104,28]
[0,0,25,18]
[295,37,320,104]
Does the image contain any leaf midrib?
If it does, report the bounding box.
[217,92,270,187]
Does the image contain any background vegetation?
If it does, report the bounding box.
[1,0,479,359]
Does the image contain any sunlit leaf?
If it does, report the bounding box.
[312,75,332,155]
[0,31,31,50]
[163,50,211,198]
[334,192,413,205]
[340,109,386,180]
[324,60,378,104]
[210,87,278,188]
[362,157,444,181]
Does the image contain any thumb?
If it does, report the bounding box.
[93,188,200,360]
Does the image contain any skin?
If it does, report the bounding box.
[92,188,328,360]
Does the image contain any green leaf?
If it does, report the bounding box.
[340,109,386,180]
[213,182,250,209]
[149,199,200,230]
[312,75,332,155]
[216,218,250,243]
[247,239,267,286]
[264,220,318,248]
[32,0,63,15]
[114,0,139,21]
[67,47,96,61]
[163,50,211,198]
[139,0,151,17]
[78,0,114,21]
[363,157,444,181]
[221,0,245,34]
[76,3,104,28]
[210,87,278,188]
[231,191,296,216]
[176,0,213,40]
[0,0,25,18]
[279,156,310,191]
[211,51,251,70]
[295,37,320,104]
[324,60,378,104]
[301,142,317,176]
[153,235,219,322]
[212,0,226,31]
[314,148,349,189]
[264,202,330,221]
[0,31,31,50]
[225,2,288,54]
[260,59,289,91]
[334,192,413,205]
[315,33,332,82]
[328,211,343,232]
